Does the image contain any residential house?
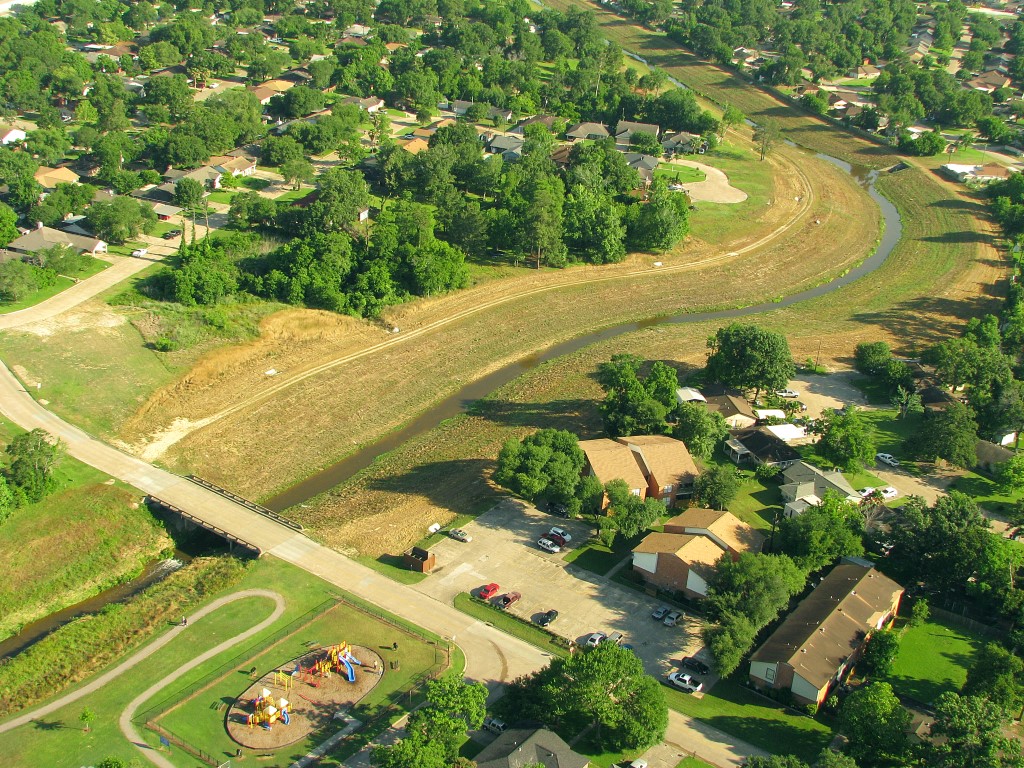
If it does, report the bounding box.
[248,85,277,105]
[33,166,80,189]
[450,99,474,116]
[855,64,881,79]
[632,508,763,597]
[342,95,385,113]
[762,423,808,443]
[578,437,648,499]
[550,144,573,168]
[4,224,106,258]
[976,439,1014,473]
[614,119,660,149]
[703,387,757,429]
[164,165,223,189]
[664,507,765,559]
[396,137,430,155]
[487,105,514,123]
[919,383,957,414]
[151,202,183,221]
[0,128,26,146]
[487,134,524,161]
[475,727,589,768]
[780,461,859,517]
[511,115,559,134]
[623,153,659,186]
[261,78,296,94]
[662,131,701,156]
[725,427,801,469]
[616,434,699,504]
[631,532,726,597]
[749,559,903,706]
[967,70,1011,93]
[213,155,257,177]
[132,182,184,205]
[566,121,610,141]
[344,23,372,37]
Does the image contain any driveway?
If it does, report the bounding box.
[419,499,704,675]
[786,371,867,418]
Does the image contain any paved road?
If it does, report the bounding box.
[0,361,766,767]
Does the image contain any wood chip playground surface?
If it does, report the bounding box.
[226,644,383,750]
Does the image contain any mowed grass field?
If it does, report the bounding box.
[0,417,169,641]
[884,615,986,705]
[0,255,109,315]
[0,557,454,768]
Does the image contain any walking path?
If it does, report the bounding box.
[0,590,283,737]
[0,360,767,767]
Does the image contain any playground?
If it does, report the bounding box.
[227,643,383,749]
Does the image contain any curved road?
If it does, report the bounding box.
[0,361,765,767]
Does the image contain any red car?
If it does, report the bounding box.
[498,592,522,610]
[479,583,500,600]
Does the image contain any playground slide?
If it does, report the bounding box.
[342,651,361,666]
[339,656,356,683]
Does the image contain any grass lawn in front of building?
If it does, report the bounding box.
[884,615,987,706]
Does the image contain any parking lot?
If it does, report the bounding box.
[415,499,707,676]
[787,371,867,418]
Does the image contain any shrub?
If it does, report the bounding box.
[153,336,178,352]
[755,463,781,482]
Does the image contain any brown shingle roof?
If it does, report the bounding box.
[579,437,647,491]
[751,562,903,689]
[633,532,725,578]
[616,435,699,488]
[666,508,764,554]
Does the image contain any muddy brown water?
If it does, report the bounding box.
[265,155,901,512]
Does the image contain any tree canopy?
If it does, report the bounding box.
[705,324,795,401]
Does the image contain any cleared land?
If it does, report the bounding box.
[293,163,1003,557]
[125,143,877,499]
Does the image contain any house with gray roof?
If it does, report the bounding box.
[475,727,589,768]
[4,225,107,258]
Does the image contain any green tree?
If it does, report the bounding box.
[0,202,17,246]
[818,406,876,471]
[703,612,756,677]
[174,177,205,212]
[85,197,157,244]
[814,751,859,768]
[706,323,795,401]
[909,597,930,627]
[630,130,662,155]
[747,758,810,768]
[79,707,94,732]
[672,401,728,461]
[0,475,16,526]
[777,492,864,572]
[916,401,978,468]
[281,157,315,190]
[861,629,901,677]
[0,261,44,303]
[626,178,689,252]
[962,643,1024,712]
[707,552,806,629]
[401,676,486,762]
[891,385,923,420]
[597,354,670,437]
[494,429,586,509]
[719,104,746,139]
[838,682,910,765]
[497,642,668,752]
[605,479,665,538]
[925,693,1024,768]
[997,453,1024,493]
[854,341,892,376]
[694,465,739,510]
[753,120,781,161]
[6,428,64,502]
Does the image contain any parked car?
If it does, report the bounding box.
[585,632,606,647]
[537,537,561,553]
[546,532,567,547]
[537,609,558,627]
[482,716,507,734]
[131,248,148,257]
[628,760,649,768]
[651,605,670,621]
[665,672,703,693]
[876,452,900,467]
[776,388,800,398]
[663,610,682,627]
[549,502,568,516]
[549,526,572,542]
[605,632,624,645]
[162,229,182,240]
[479,583,500,600]
[680,656,711,676]
[860,486,899,501]
[449,529,472,542]
[498,592,521,609]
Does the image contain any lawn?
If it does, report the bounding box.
[655,163,707,184]
[664,678,833,763]
[677,759,716,768]
[564,524,638,576]
[0,255,108,315]
[206,189,236,204]
[0,416,168,641]
[453,592,569,658]
[884,616,986,705]
[0,557,454,768]
[273,187,310,203]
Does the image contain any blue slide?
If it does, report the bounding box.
[343,651,362,666]
[340,656,356,682]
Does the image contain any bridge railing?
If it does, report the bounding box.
[187,475,304,531]
[146,496,263,557]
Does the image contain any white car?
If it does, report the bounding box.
[860,486,898,501]
[776,389,800,398]
[131,248,148,257]
[549,526,572,542]
[663,610,682,627]
[665,672,703,693]
[585,632,606,647]
[668,183,684,191]
[537,537,561,553]
[876,453,900,467]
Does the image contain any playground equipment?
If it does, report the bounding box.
[245,688,291,729]
[295,642,363,685]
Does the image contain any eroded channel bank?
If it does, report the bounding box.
[265,154,900,512]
